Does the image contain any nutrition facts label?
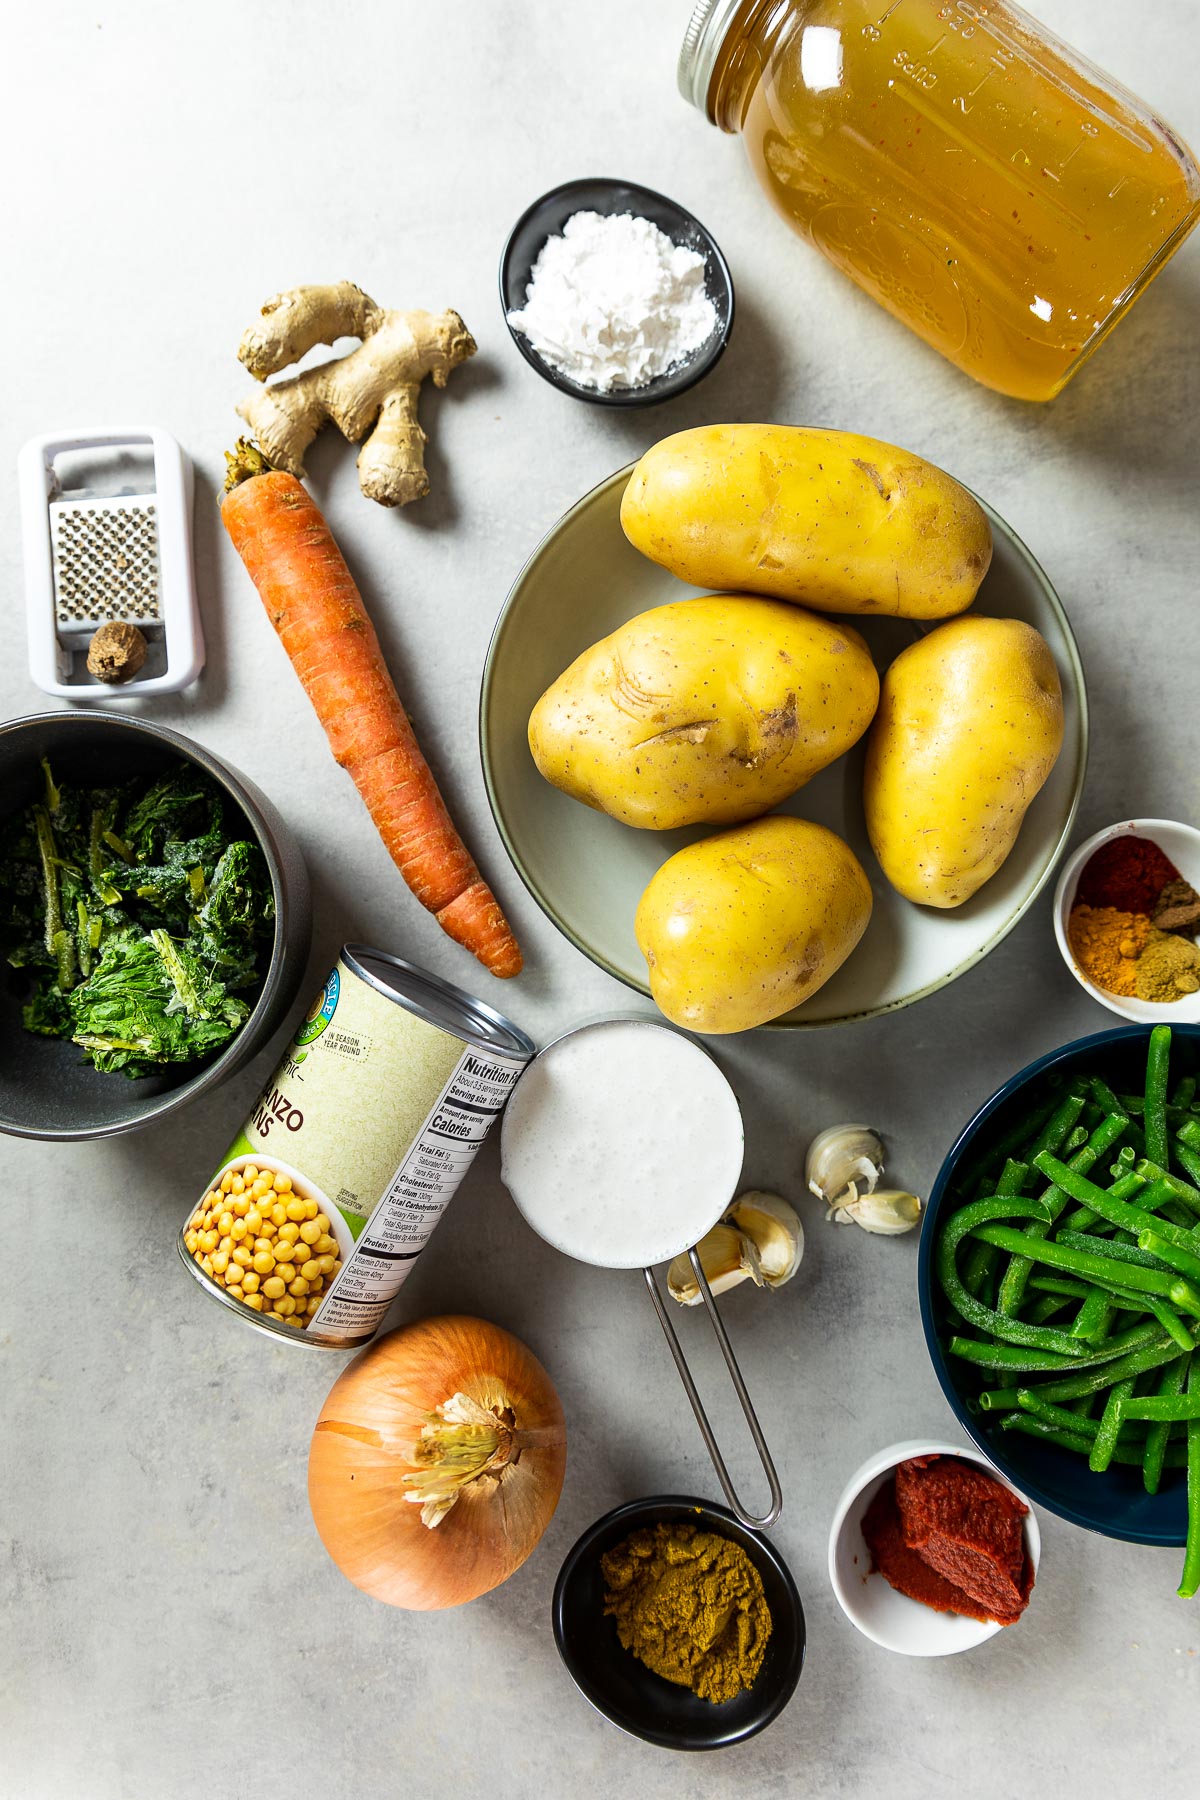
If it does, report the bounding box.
[310,1051,523,1342]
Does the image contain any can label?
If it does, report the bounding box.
[181,954,528,1345]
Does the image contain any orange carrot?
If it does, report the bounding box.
[221,442,522,978]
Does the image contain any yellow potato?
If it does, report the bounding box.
[635,816,873,1034]
[620,424,992,619]
[528,596,878,830]
[864,616,1064,909]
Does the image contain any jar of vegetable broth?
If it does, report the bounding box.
[679,0,1200,399]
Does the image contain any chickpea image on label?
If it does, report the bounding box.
[185,1165,342,1331]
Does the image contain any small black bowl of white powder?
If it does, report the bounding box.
[500,177,734,406]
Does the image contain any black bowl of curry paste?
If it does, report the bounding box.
[552,1495,804,1751]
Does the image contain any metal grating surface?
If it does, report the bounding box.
[50,494,162,625]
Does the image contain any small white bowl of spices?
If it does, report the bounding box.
[1053,819,1200,1023]
[500,177,734,406]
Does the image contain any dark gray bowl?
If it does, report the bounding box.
[553,1496,804,1751]
[0,711,311,1140]
[500,177,735,407]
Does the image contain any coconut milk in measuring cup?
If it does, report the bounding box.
[178,945,534,1348]
[501,1018,783,1528]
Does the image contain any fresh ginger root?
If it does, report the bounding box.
[236,282,476,507]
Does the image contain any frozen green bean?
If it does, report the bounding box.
[1173,1141,1200,1196]
[947,1336,1078,1374]
[1057,1229,1175,1275]
[938,1197,1087,1356]
[1143,1357,1189,1497]
[1028,1337,1181,1405]
[1181,1356,1200,1600]
[1178,1117,1200,1152]
[1027,1275,1092,1301]
[1117,1392,1200,1423]
[956,1094,1061,1194]
[1134,1158,1200,1221]
[963,1157,1027,1296]
[1000,1413,1188,1469]
[1144,1025,1172,1173]
[1090,1377,1135,1473]
[1139,1230,1200,1286]
[1041,1154,1200,1248]
[1070,1288,1115,1341]
[968,1223,1182,1298]
[1030,1294,1073,1325]
[996,1114,1130,1316]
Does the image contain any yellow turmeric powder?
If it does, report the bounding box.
[1067,904,1150,997]
[600,1521,771,1704]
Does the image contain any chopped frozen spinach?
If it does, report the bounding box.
[0,758,274,1077]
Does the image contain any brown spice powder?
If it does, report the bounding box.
[1135,928,1200,1002]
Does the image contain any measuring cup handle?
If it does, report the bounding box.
[642,1248,783,1530]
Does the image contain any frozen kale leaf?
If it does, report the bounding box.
[68,928,250,1077]
[0,759,271,1077]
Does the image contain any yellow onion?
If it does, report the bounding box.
[308,1315,567,1610]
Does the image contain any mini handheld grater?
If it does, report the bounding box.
[19,427,204,699]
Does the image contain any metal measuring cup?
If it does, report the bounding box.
[500,1018,782,1530]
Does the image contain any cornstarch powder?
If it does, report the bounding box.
[508,210,718,393]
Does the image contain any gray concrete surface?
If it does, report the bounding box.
[2,3,1199,1796]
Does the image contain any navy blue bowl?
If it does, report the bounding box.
[919,1023,1200,1547]
[552,1496,804,1750]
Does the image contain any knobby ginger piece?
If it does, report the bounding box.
[236,281,476,507]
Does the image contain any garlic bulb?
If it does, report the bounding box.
[805,1125,885,1212]
[829,1188,924,1235]
[667,1191,803,1306]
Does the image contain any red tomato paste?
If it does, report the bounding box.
[862,1455,1033,1626]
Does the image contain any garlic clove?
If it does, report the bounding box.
[726,1190,803,1288]
[829,1188,924,1235]
[667,1223,764,1306]
[805,1124,885,1211]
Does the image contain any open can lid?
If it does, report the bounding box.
[677,0,746,114]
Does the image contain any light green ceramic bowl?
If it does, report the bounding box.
[480,466,1088,1029]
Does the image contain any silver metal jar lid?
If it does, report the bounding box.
[677,0,747,114]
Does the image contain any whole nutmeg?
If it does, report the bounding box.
[87,622,148,684]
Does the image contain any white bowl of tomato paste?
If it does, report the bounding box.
[828,1441,1041,1657]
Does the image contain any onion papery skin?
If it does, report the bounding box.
[308,1315,567,1611]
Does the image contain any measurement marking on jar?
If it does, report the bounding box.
[864,0,906,39]
[894,48,938,89]
[904,84,1092,232]
[938,3,976,38]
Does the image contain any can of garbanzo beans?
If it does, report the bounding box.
[177,945,535,1348]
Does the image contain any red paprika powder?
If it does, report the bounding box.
[1074,835,1180,914]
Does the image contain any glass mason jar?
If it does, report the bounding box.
[679,0,1200,399]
